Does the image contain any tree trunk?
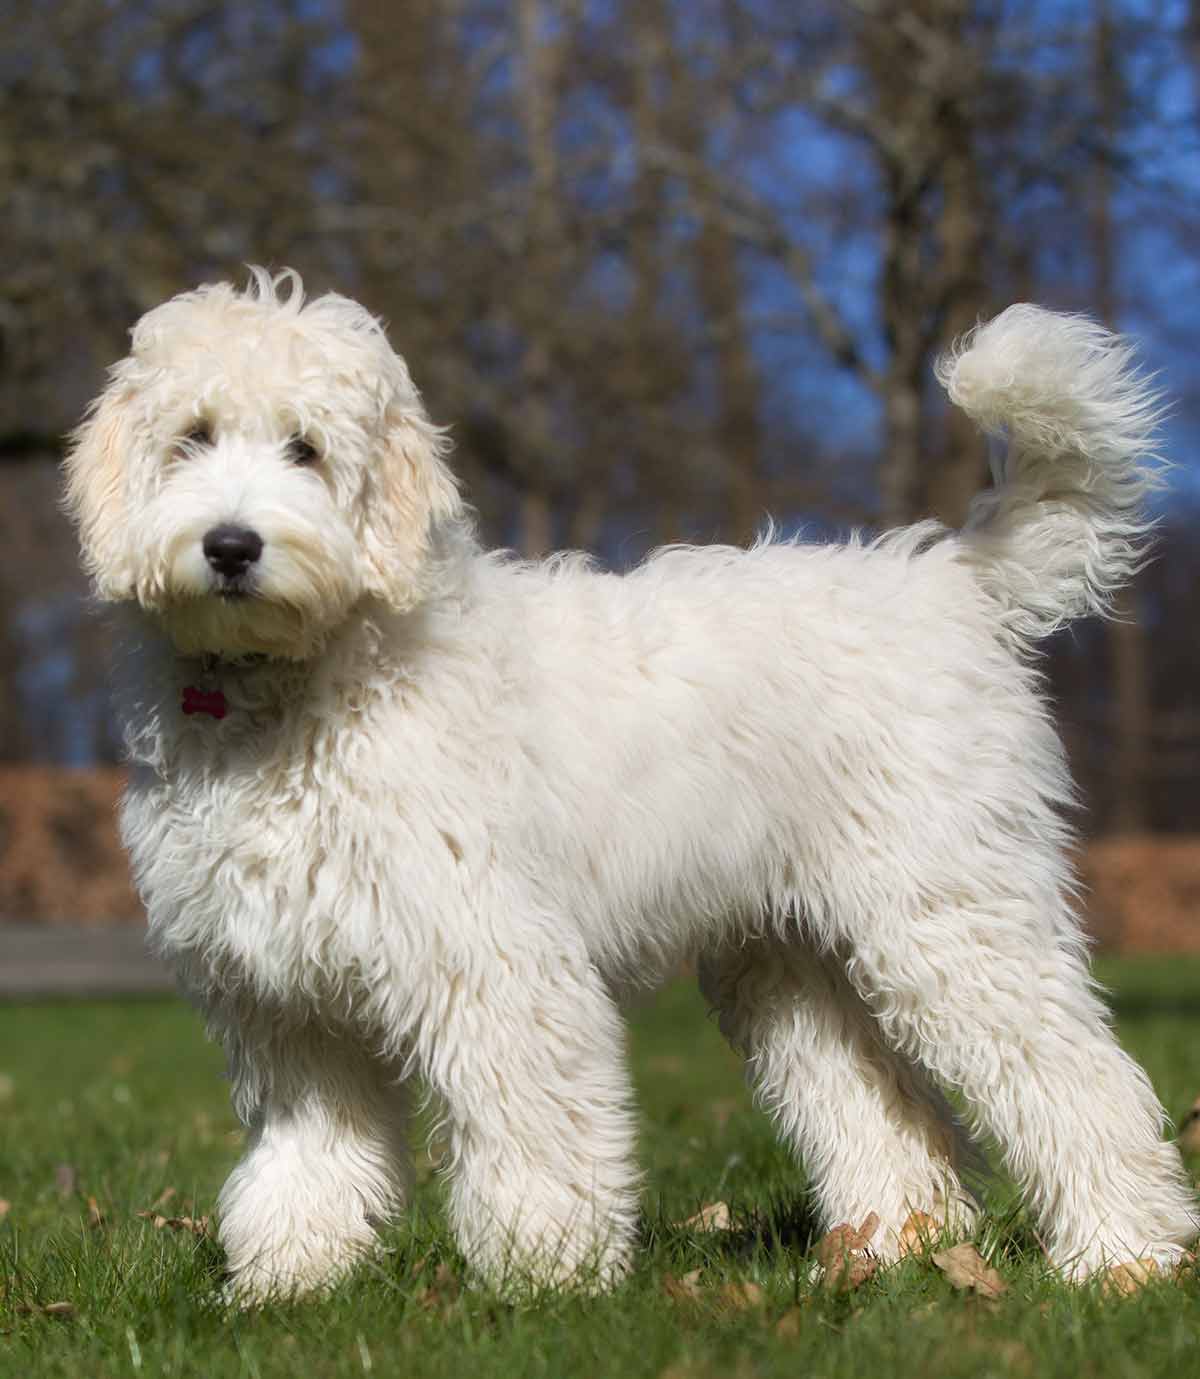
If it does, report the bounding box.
[667,37,764,546]
[923,1,989,527]
[515,0,563,556]
[1092,0,1150,833]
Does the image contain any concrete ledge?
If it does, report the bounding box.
[0,924,174,998]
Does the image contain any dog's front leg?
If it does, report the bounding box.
[215,1019,412,1304]
[422,944,640,1293]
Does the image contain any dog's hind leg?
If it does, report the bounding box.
[699,936,978,1259]
[215,1018,412,1303]
[832,890,1198,1278]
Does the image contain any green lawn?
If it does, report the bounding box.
[2,957,1199,1378]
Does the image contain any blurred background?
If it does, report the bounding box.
[3,0,1200,979]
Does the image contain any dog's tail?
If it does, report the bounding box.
[937,304,1164,642]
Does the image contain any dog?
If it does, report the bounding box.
[65,268,1196,1300]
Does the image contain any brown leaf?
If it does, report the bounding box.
[662,1269,704,1303]
[931,1244,1007,1299]
[54,1164,76,1198]
[417,1262,461,1312]
[0,1198,10,1220]
[136,1209,210,1236]
[680,1201,731,1232]
[85,1196,106,1229]
[823,1253,880,1292]
[1098,1259,1160,1298]
[171,1216,210,1237]
[897,1211,939,1257]
[17,1301,75,1319]
[718,1280,764,1310]
[773,1306,805,1338]
[816,1213,881,1291]
[815,1213,879,1269]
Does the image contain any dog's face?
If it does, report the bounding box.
[64,269,460,660]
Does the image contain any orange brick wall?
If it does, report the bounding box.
[0,768,141,924]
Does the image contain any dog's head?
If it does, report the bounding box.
[64,268,461,659]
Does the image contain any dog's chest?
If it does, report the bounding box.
[122,710,397,1004]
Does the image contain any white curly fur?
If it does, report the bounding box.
[65,272,1196,1300]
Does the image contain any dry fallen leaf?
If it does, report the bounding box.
[816,1214,881,1292]
[897,1211,939,1257]
[774,1306,805,1339]
[0,1199,10,1221]
[680,1201,731,1232]
[931,1243,1007,1299]
[17,1301,75,1319]
[662,1269,704,1303]
[417,1261,460,1312]
[136,1209,210,1237]
[816,1212,879,1267]
[718,1280,764,1310]
[1099,1259,1159,1298]
[824,1253,880,1292]
[86,1196,106,1229]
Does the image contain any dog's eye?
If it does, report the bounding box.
[287,436,320,466]
[180,422,212,450]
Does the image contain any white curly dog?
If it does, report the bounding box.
[66,269,1196,1300]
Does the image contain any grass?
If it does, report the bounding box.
[1,956,1199,1378]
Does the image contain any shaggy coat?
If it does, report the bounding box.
[65,270,1197,1300]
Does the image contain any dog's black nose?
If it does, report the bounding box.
[203,525,264,579]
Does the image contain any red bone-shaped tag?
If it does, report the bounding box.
[182,686,228,719]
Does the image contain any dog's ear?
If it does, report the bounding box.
[62,376,138,601]
[361,406,461,612]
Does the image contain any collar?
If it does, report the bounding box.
[181,684,228,719]
[180,653,270,720]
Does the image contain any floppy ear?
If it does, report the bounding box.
[62,377,137,601]
[361,407,462,611]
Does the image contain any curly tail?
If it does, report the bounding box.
[937,304,1165,642]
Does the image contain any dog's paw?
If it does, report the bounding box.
[219,1227,378,1305]
[1061,1241,1194,1285]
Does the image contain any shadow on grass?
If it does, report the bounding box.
[1106,993,1200,1018]
[641,1193,823,1262]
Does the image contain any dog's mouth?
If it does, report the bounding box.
[214,578,255,602]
